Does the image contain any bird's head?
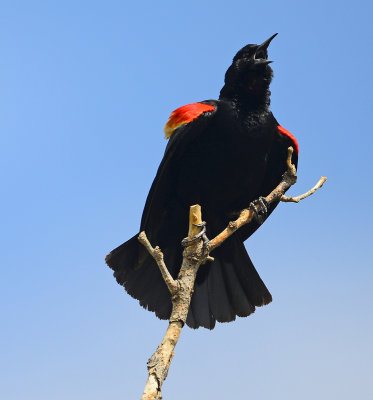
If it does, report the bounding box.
[220,33,278,107]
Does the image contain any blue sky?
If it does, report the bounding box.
[1,1,372,399]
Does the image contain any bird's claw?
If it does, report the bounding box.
[249,196,269,224]
[181,222,207,247]
[201,232,210,251]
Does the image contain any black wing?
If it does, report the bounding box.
[238,113,299,242]
[140,101,219,239]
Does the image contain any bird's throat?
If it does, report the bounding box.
[220,82,271,113]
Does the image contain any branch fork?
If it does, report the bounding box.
[139,147,327,399]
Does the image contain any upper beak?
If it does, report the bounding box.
[257,33,278,53]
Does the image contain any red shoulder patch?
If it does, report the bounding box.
[278,125,299,154]
[164,103,216,139]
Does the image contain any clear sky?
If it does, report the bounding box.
[1,1,372,399]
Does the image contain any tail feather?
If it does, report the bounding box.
[186,235,268,329]
[106,235,172,320]
[207,258,236,323]
[188,277,214,329]
[106,231,272,329]
[140,244,181,319]
[185,304,196,328]
[218,249,255,318]
[229,239,272,307]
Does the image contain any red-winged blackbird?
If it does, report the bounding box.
[106,34,298,329]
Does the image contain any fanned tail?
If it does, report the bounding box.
[105,235,174,320]
[106,232,272,329]
[187,233,272,329]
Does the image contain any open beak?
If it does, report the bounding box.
[251,33,278,65]
[257,33,278,53]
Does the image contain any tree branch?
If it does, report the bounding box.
[140,205,206,400]
[138,232,179,294]
[280,176,327,203]
[139,147,327,399]
[208,146,300,252]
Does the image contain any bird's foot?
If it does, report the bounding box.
[249,196,269,224]
[181,222,208,247]
[201,232,210,251]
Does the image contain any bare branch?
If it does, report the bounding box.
[208,208,253,252]
[138,231,179,295]
[142,321,182,400]
[208,147,325,252]
[139,147,327,399]
[209,147,292,251]
[140,205,205,400]
[281,177,327,203]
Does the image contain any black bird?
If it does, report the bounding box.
[106,34,298,329]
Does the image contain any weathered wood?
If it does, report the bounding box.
[139,147,327,399]
[141,205,205,400]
